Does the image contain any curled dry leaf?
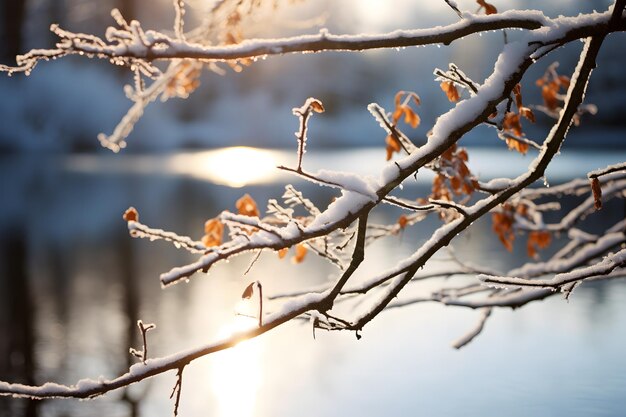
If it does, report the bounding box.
[527,230,551,258]
[536,66,571,112]
[385,134,402,161]
[519,107,535,123]
[393,105,420,128]
[513,84,523,109]
[403,107,420,128]
[431,144,478,206]
[391,91,421,128]
[223,30,253,72]
[500,83,534,154]
[163,60,201,100]
[432,174,453,202]
[394,91,404,107]
[123,207,139,222]
[502,112,529,154]
[292,243,307,264]
[309,99,325,113]
[398,215,408,229]
[541,84,559,111]
[440,81,460,102]
[277,248,289,259]
[505,138,529,155]
[590,177,602,210]
[503,112,523,137]
[558,75,571,88]
[476,0,497,15]
[241,282,255,299]
[385,90,421,159]
[202,218,224,248]
[492,208,515,252]
[236,194,260,217]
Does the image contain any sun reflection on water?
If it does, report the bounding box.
[168,146,285,187]
[211,316,263,417]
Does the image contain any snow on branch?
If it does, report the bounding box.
[1,4,621,153]
[1,0,626,410]
[479,248,626,292]
[2,11,550,75]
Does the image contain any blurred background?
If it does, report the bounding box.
[1,1,626,417]
[0,0,625,151]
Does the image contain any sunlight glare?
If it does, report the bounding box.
[349,0,439,31]
[168,146,283,187]
[210,316,263,417]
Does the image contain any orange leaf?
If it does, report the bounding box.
[236,194,260,217]
[202,218,224,247]
[503,112,523,137]
[527,231,551,258]
[505,138,529,155]
[431,174,452,202]
[519,107,535,123]
[534,231,551,248]
[440,81,460,102]
[392,107,404,124]
[385,145,394,161]
[477,0,497,14]
[310,99,325,113]
[450,176,462,194]
[513,84,523,109]
[398,215,408,229]
[457,161,470,178]
[492,211,514,252]
[123,207,139,222]
[277,248,289,259]
[385,135,402,160]
[403,107,421,128]
[516,204,529,217]
[590,177,602,210]
[386,135,401,152]
[462,179,476,195]
[292,244,307,264]
[163,60,202,100]
[441,144,456,161]
[542,84,559,111]
[394,91,404,107]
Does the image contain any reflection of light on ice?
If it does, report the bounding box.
[211,316,263,417]
[168,146,282,187]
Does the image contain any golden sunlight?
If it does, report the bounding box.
[168,146,285,187]
[211,316,264,417]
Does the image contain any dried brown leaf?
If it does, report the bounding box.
[310,99,325,113]
[202,218,224,247]
[292,244,307,264]
[477,0,497,14]
[527,230,551,258]
[440,81,460,102]
[241,282,255,299]
[236,194,260,217]
[123,207,139,222]
[590,177,602,210]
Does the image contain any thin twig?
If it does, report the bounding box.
[169,366,185,417]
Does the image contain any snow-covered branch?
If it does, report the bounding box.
[480,248,626,291]
[1,0,625,410]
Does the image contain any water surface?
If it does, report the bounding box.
[1,147,625,417]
